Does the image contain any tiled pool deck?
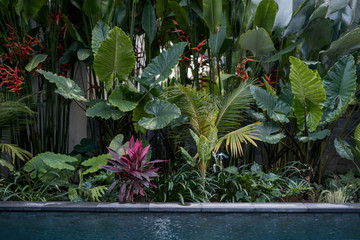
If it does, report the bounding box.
[0,202,360,213]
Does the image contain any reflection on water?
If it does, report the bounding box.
[0,212,359,240]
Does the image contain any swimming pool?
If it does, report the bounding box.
[1,211,360,240]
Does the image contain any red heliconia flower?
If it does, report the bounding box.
[236,58,255,82]
[0,63,25,93]
[101,136,167,203]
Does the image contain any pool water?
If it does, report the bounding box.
[0,212,359,240]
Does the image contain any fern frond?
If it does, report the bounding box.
[214,122,261,158]
[216,80,254,135]
[88,185,107,202]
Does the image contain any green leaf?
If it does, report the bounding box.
[24,152,78,179]
[155,0,167,19]
[138,99,181,130]
[309,3,328,22]
[263,40,302,64]
[302,18,331,53]
[0,159,14,172]
[289,57,325,132]
[210,14,227,56]
[207,126,218,151]
[25,54,47,72]
[15,0,47,23]
[334,138,353,160]
[94,27,135,90]
[254,0,278,34]
[23,155,46,179]
[86,100,124,120]
[239,28,275,58]
[41,152,78,171]
[223,166,238,175]
[77,49,92,61]
[250,162,262,175]
[197,135,211,162]
[62,15,86,45]
[109,134,124,153]
[203,0,223,34]
[256,121,285,144]
[216,81,254,134]
[322,55,356,123]
[68,185,81,202]
[82,153,110,174]
[355,124,360,150]
[180,147,196,167]
[92,20,111,54]
[189,128,200,143]
[37,70,87,102]
[142,0,157,43]
[108,85,143,112]
[250,86,289,123]
[168,1,190,33]
[297,130,331,142]
[139,42,186,87]
[82,0,111,23]
[321,27,360,63]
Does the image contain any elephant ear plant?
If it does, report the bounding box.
[101,136,167,203]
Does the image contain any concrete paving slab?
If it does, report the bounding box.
[201,203,255,212]
[42,202,98,212]
[149,202,201,212]
[304,203,360,213]
[96,202,149,212]
[254,203,308,213]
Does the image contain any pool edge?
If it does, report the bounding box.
[1,201,360,213]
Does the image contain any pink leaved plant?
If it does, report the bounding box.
[101,136,167,203]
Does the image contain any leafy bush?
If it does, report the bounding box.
[101,136,167,203]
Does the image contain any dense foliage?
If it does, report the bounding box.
[1,0,360,203]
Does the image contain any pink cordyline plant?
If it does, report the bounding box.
[101,136,167,203]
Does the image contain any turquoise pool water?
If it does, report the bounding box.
[0,212,359,239]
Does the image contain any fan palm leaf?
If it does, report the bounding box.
[216,79,254,135]
[0,143,32,163]
[214,122,261,158]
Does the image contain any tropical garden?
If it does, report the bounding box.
[1,0,360,204]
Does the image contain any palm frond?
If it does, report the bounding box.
[164,85,218,136]
[214,122,261,158]
[0,143,32,163]
[0,97,35,144]
[216,80,254,136]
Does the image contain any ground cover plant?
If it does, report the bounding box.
[1,0,360,204]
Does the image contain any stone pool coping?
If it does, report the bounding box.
[1,201,360,213]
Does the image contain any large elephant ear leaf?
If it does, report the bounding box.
[322,55,356,123]
[138,99,181,130]
[239,28,275,58]
[40,152,78,170]
[23,152,78,179]
[92,20,111,54]
[82,153,110,175]
[108,85,143,112]
[334,138,353,161]
[94,27,135,91]
[250,86,289,123]
[256,121,285,144]
[86,100,124,120]
[37,70,87,102]
[289,56,325,132]
[139,42,187,87]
